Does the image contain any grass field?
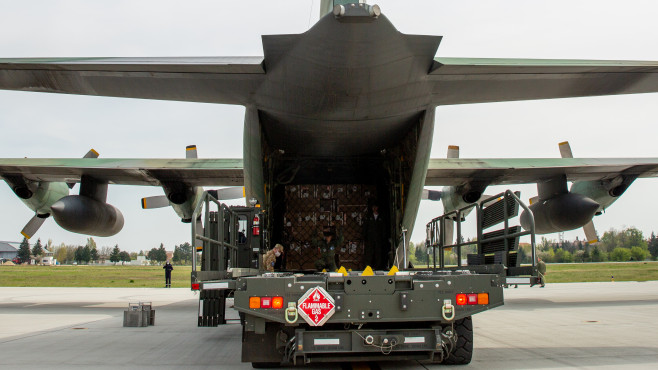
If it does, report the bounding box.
[1,262,657,287]
[544,261,658,283]
[0,265,192,288]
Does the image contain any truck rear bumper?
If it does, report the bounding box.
[296,327,445,363]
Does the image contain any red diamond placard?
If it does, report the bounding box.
[297,286,336,326]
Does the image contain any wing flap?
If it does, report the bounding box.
[424,158,658,186]
[429,57,658,105]
[0,158,244,186]
[0,57,265,105]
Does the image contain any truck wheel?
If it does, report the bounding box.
[251,362,279,368]
[442,316,473,365]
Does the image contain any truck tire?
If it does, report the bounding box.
[442,316,473,365]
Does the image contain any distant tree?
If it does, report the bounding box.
[407,242,417,265]
[65,245,76,263]
[90,247,99,263]
[173,245,182,264]
[119,251,132,262]
[130,252,138,260]
[100,246,113,260]
[630,246,649,261]
[81,245,91,264]
[85,237,99,263]
[648,232,658,260]
[32,238,44,260]
[610,247,632,262]
[157,243,167,262]
[138,250,145,256]
[109,245,121,263]
[414,242,427,265]
[178,242,192,264]
[538,237,553,252]
[54,244,68,264]
[18,237,31,263]
[74,246,85,264]
[601,227,647,253]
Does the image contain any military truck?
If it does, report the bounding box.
[191,187,538,367]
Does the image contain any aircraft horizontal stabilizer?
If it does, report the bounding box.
[430,57,658,105]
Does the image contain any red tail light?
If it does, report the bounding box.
[456,292,490,306]
[272,296,284,309]
[249,296,284,309]
[191,283,200,290]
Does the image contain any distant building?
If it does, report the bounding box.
[0,241,19,260]
[40,247,56,265]
[130,255,149,266]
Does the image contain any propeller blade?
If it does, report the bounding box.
[69,149,100,188]
[83,148,99,159]
[186,145,198,159]
[422,189,442,201]
[216,187,245,200]
[447,145,460,159]
[21,214,47,239]
[141,195,171,209]
[583,221,598,244]
[558,141,573,159]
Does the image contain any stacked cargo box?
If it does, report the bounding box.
[283,184,376,270]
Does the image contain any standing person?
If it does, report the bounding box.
[262,244,284,272]
[363,204,388,270]
[537,257,547,288]
[163,260,174,288]
[314,226,342,271]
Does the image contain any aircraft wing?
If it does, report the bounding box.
[3,157,657,188]
[424,158,658,186]
[0,158,244,186]
[430,58,658,105]
[0,57,264,105]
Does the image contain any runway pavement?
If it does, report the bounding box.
[0,282,657,369]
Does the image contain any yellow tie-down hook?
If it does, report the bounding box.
[442,299,455,321]
[285,302,298,324]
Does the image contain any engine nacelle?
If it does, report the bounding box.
[570,177,634,215]
[50,195,124,236]
[171,187,204,223]
[4,177,69,215]
[520,193,599,234]
[441,186,484,219]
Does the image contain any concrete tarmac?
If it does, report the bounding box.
[1,282,657,369]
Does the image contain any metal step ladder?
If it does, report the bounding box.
[425,190,539,285]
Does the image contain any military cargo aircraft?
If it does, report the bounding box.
[2,0,658,264]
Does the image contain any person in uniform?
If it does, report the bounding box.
[537,257,547,287]
[163,260,174,288]
[314,226,342,271]
[262,244,284,272]
[363,204,388,270]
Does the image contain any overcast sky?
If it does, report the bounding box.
[1,0,658,251]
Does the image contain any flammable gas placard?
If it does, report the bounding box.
[297,286,336,326]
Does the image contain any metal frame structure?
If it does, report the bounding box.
[425,190,536,273]
[191,191,240,277]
